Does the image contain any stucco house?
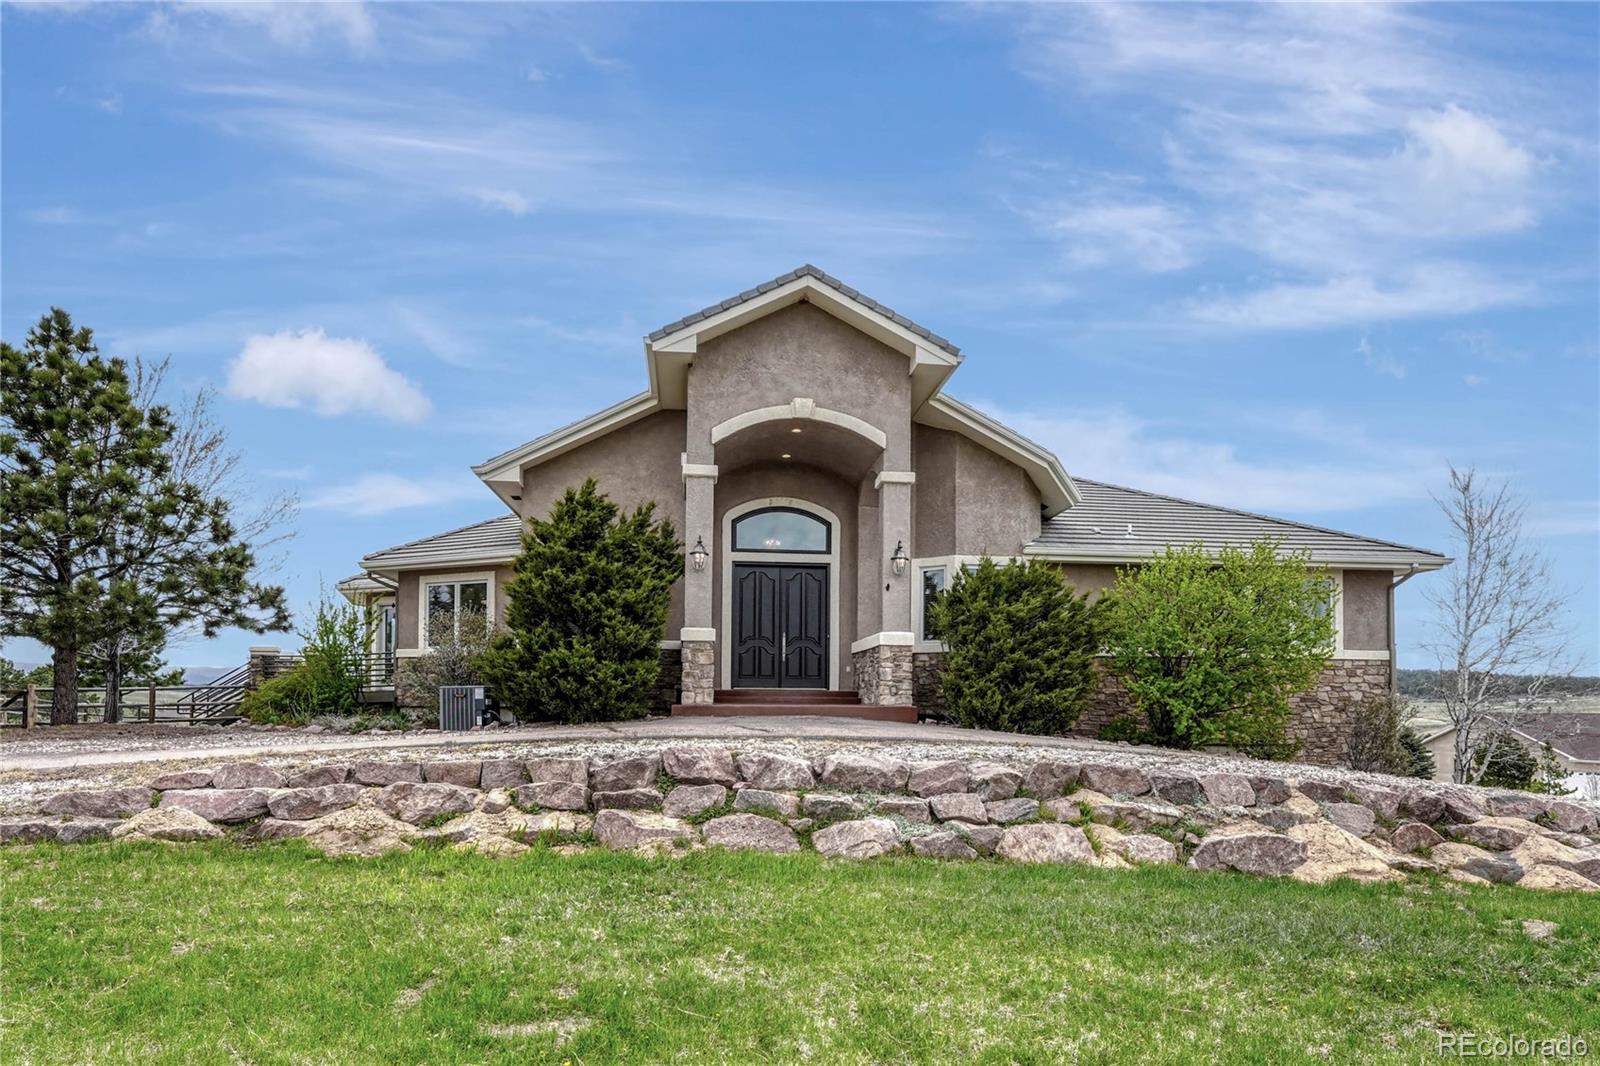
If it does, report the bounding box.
[1421,713,1600,799]
[340,266,1447,759]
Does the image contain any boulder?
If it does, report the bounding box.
[1509,835,1600,882]
[663,784,727,819]
[1441,791,1485,823]
[734,788,801,819]
[1546,800,1599,835]
[526,756,589,785]
[112,807,221,843]
[813,818,901,859]
[43,786,153,820]
[874,796,932,823]
[1021,759,1079,799]
[1246,775,1294,806]
[1083,797,1185,832]
[239,818,309,842]
[997,823,1095,864]
[1190,833,1308,876]
[1198,774,1255,808]
[801,793,863,819]
[592,788,665,811]
[376,782,477,825]
[702,813,800,853]
[1284,822,1401,884]
[1399,789,1445,824]
[1325,802,1377,838]
[1345,784,1400,820]
[662,746,738,786]
[950,822,1004,855]
[300,806,419,857]
[1429,843,1524,884]
[984,798,1040,825]
[422,760,482,788]
[589,755,662,793]
[1391,822,1444,853]
[1454,819,1534,851]
[929,793,986,824]
[149,769,214,791]
[1517,864,1598,892]
[464,835,531,859]
[908,760,969,798]
[212,763,285,790]
[1296,780,1348,805]
[478,759,529,789]
[1254,808,1316,830]
[515,781,590,812]
[351,761,423,786]
[1114,832,1178,865]
[1149,772,1204,806]
[910,831,978,860]
[1487,793,1550,821]
[592,809,692,851]
[1079,764,1151,798]
[969,763,1023,801]
[523,811,592,838]
[284,765,350,789]
[0,815,117,844]
[160,788,270,823]
[427,807,534,845]
[480,790,513,815]
[736,751,816,790]
[268,783,365,821]
[818,755,908,792]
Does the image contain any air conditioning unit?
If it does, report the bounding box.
[439,686,486,732]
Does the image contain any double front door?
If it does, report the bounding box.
[732,564,828,688]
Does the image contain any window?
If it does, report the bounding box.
[921,566,947,641]
[424,578,489,645]
[732,507,830,553]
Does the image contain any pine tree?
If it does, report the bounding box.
[477,479,680,723]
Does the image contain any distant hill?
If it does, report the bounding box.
[1397,669,1600,699]
[182,667,235,686]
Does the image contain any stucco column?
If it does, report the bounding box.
[849,470,915,706]
[876,472,914,633]
[680,461,718,704]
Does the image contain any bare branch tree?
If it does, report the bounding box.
[1424,466,1572,784]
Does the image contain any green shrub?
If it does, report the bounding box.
[927,557,1100,736]
[398,609,494,726]
[238,594,367,725]
[236,669,316,725]
[1099,541,1336,757]
[1466,731,1538,790]
[475,479,679,724]
[1393,727,1436,780]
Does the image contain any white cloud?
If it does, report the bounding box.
[971,401,1438,514]
[225,328,430,423]
[995,4,1564,327]
[471,188,531,215]
[1464,374,1488,387]
[1355,336,1407,381]
[1027,200,1191,272]
[26,206,83,224]
[1184,265,1533,331]
[145,2,377,53]
[305,473,481,515]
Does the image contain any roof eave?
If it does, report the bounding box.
[358,550,520,572]
[1020,545,1450,570]
[917,394,1080,514]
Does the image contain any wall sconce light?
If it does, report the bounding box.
[689,536,709,572]
[890,540,909,577]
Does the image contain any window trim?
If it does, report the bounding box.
[417,571,495,651]
[731,505,833,554]
[912,555,1014,652]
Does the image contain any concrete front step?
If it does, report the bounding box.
[671,703,918,723]
[714,689,860,704]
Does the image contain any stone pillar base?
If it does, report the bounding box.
[851,634,914,706]
[679,631,716,705]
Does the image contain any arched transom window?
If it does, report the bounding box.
[732,507,831,553]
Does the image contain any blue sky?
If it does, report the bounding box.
[3,2,1596,672]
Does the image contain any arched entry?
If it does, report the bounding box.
[721,497,840,689]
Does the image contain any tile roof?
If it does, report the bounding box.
[360,514,523,569]
[647,264,962,359]
[1028,478,1448,568]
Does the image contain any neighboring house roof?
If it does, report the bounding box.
[1424,712,1600,766]
[360,514,522,571]
[1024,478,1450,569]
[335,572,396,596]
[647,264,963,360]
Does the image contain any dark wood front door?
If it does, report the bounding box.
[732,564,828,688]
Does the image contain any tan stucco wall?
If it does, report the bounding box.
[712,461,861,690]
[1054,563,1120,600]
[1341,569,1391,652]
[518,408,687,635]
[685,303,911,466]
[951,435,1042,555]
[911,425,956,557]
[395,563,515,650]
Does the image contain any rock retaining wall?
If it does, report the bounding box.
[6,748,1596,894]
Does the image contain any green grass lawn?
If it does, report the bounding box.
[3,842,1596,1064]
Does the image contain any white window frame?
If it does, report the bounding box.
[418,572,495,651]
[912,555,1015,652]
